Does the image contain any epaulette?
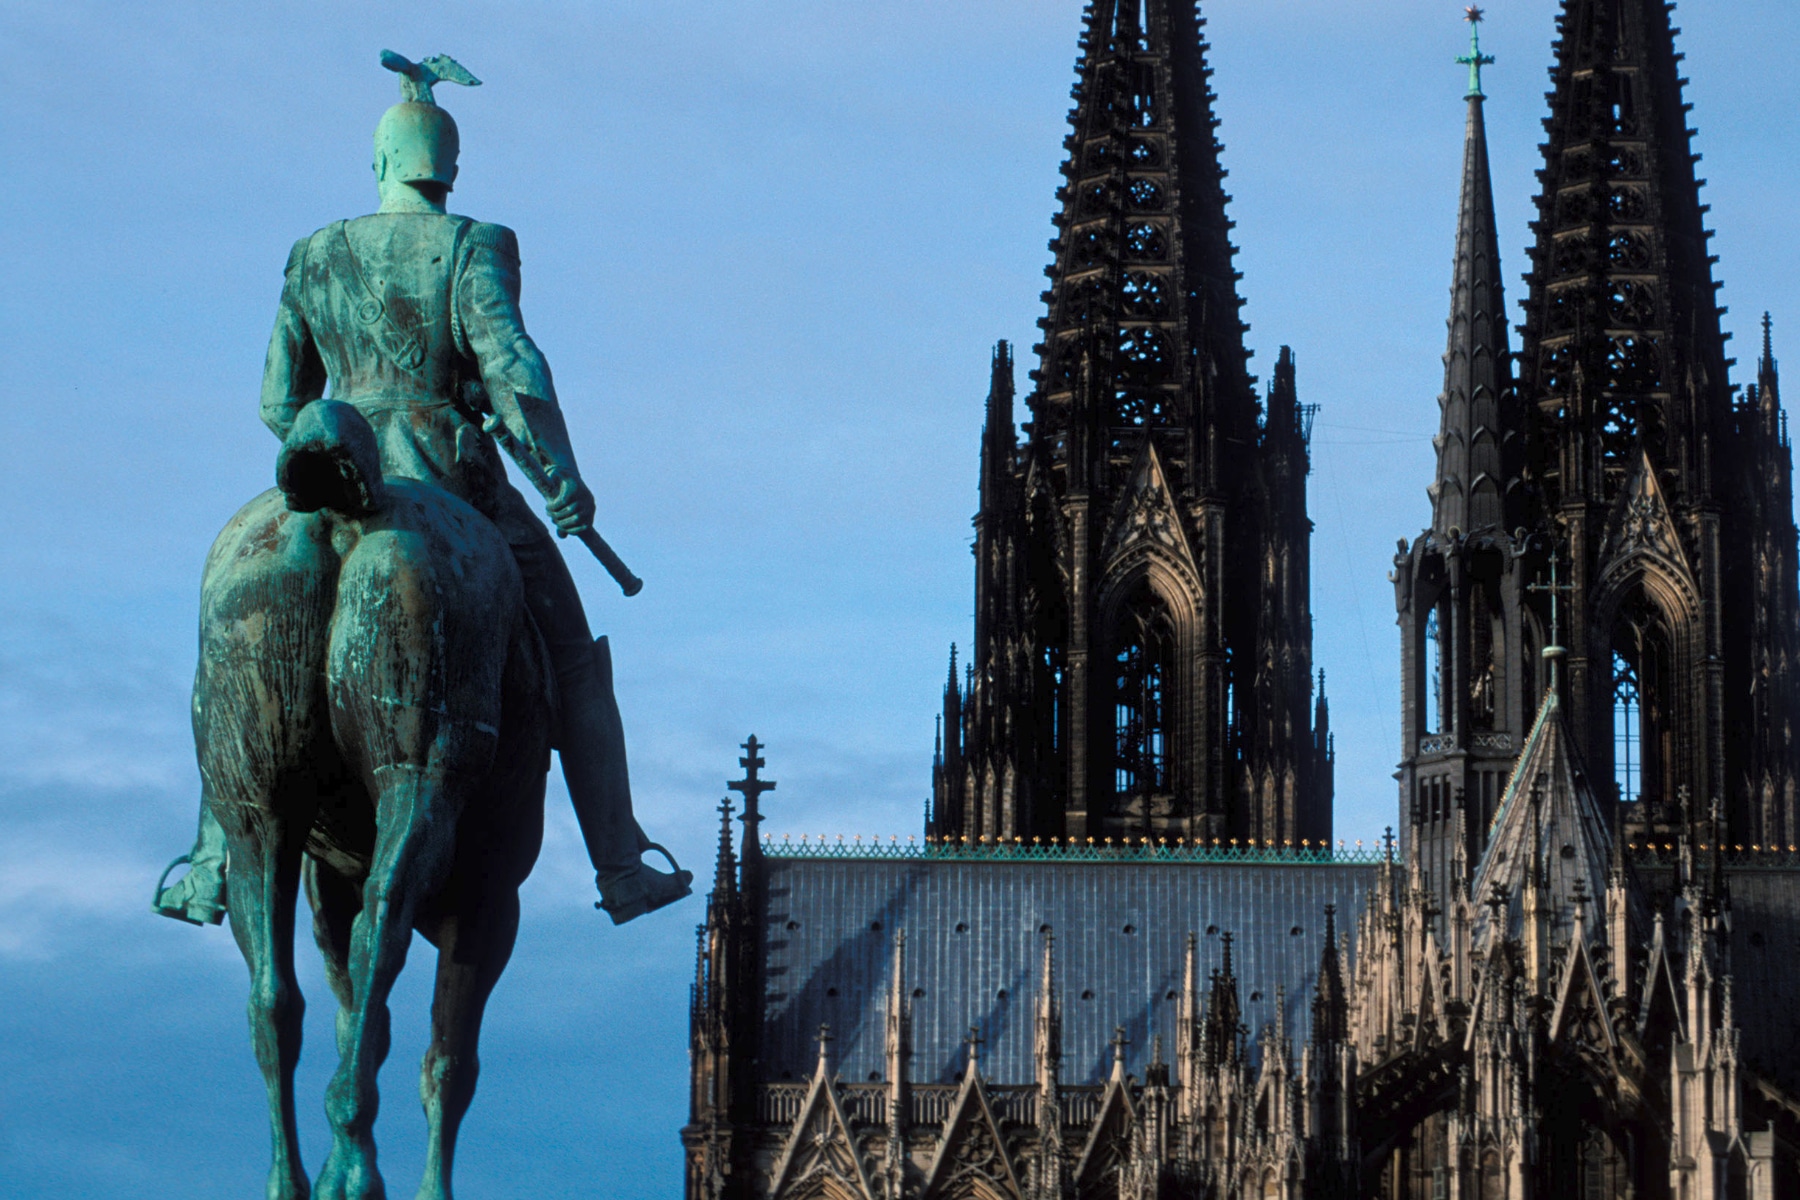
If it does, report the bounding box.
[284,236,310,276]
[465,222,520,261]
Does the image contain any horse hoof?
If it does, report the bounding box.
[317,1147,386,1200]
[269,1175,311,1200]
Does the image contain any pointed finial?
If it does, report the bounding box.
[947,644,959,690]
[1487,880,1509,922]
[1111,1025,1129,1062]
[965,1024,983,1068]
[1457,8,1494,100]
[712,797,736,897]
[816,1022,834,1071]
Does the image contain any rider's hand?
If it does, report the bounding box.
[547,475,596,539]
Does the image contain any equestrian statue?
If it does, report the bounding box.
[150,51,692,1200]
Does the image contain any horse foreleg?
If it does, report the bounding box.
[318,765,463,1200]
[215,792,312,1200]
[414,890,519,1200]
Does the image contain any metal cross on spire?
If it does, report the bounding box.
[1527,539,1573,695]
[729,735,777,864]
[1458,7,1495,99]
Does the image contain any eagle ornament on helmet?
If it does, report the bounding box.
[373,50,481,192]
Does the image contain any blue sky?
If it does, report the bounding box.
[3,0,1798,1195]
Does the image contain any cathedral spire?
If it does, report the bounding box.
[711,797,736,904]
[934,0,1328,848]
[1518,0,1731,505]
[1431,13,1515,538]
[1032,0,1253,462]
[1759,312,1781,419]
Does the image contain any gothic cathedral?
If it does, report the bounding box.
[683,3,1800,1198]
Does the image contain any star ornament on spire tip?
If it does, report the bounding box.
[1457,7,1496,99]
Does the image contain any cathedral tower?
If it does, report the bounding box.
[1399,0,1800,884]
[1514,0,1800,846]
[931,0,1331,846]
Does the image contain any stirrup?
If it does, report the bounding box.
[595,844,693,926]
[152,855,228,927]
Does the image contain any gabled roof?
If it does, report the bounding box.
[1472,690,1615,950]
[757,858,1375,1087]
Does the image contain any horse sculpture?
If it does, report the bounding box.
[194,400,555,1200]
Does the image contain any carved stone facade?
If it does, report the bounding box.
[686,741,1800,1199]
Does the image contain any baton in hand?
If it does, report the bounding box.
[483,414,644,597]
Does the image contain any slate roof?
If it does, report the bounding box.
[1472,690,1625,948]
[1726,870,1800,1096]
[759,858,1376,1087]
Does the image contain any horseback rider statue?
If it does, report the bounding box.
[156,51,690,930]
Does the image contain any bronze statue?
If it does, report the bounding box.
[152,52,691,1200]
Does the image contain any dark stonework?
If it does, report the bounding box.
[686,4,1800,1198]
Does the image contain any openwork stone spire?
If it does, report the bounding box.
[1031,0,1254,464]
[1517,0,1731,505]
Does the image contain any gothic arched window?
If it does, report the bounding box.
[1613,652,1641,804]
[1422,604,1445,736]
[1113,592,1174,800]
[1043,641,1066,756]
[1612,590,1673,809]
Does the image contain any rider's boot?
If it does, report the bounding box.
[558,635,692,924]
[152,803,229,925]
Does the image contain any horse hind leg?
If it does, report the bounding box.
[316,597,508,1197]
[314,760,479,1200]
[303,855,363,1060]
[413,603,549,1200]
[196,650,331,1198]
[413,889,521,1200]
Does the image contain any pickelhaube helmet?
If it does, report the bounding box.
[373,51,480,190]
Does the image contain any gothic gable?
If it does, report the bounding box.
[1099,441,1200,591]
[1072,1056,1135,1199]
[767,1061,876,1200]
[1548,930,1618,1064]
[1472,691,1616,950]
[1596,449,1697,606]
[921,1060,1021,1200]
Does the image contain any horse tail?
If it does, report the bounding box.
[276,400,387,517]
